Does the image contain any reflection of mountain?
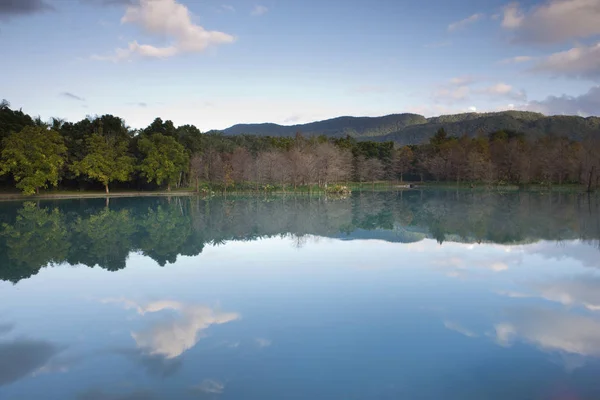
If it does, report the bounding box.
[0,191,599,283]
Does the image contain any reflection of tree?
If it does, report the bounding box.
[137,205,192,266]
[1,202,69,282]
[0,191,599,283]
[70,209,136,271]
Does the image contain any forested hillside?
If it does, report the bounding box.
[225,111,600,145]
[1,100,599,195]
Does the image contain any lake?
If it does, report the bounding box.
[1,190,600,400]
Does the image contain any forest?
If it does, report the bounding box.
[1,191,598,283]
[1,99,600,195]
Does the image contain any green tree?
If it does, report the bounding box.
[71,134,135,194]
[0,126,67,195]
[0,100,35,141]
[138,133,189,191]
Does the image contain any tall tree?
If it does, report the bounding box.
[71,134,135,194]
[0,126,67,195]
[138,133,189,191]
[0,100,35,141]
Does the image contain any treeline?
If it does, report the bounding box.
[1,191,599,283]
[1,100,600,194]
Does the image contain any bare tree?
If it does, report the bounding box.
[364,158,384,190]
[230,147,253,185]
[394,146,414,183]
[287,147,304,190]
[189,154,205,192]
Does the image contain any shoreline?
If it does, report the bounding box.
[0,183,595,201]
[0,191,198,202]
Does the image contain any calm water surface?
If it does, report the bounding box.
[1,191,600,400]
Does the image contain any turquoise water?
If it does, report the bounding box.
[1,191,599,399]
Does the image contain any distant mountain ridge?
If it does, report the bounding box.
[223,111,600,145]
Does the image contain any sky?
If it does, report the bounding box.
[1,0,600,131]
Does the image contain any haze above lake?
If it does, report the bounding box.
[1,191,600,400]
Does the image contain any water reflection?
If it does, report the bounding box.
[104,299,240,359]
[1,191,599,283]
[0,339,62,386]
[494,307,600,356]
[1,191,600,399]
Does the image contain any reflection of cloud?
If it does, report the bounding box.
[255,338,271,348]
[32,353,85,376]
[496,290,531,298]
[525,241,600,268]
[190,379,225,395]
[105,299,239,359]
[489,262,509,272]
[0,323,13,336]
[117,348,182,377]
[434,256,510,274]
[494,308,600,356]
[0,339,61,386]
[532,275,600,311]
[77,389,157,400]
[444,321,478,338]
[494,323,517,347]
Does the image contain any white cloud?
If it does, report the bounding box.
[501,2,524,29]
[406,104,482,117]
[251,5,268,16]
[449,76,475,86]
[444,320,478,337]
[482,82,513,95]
[496,290,532,298]
[533,42,600,81]
[501,0,600,44]
[477,83,527,101]
[92,0,235,61]
[523,85,600,116]
[433,78,526,104]
[448,13,485,32]
[433,86,471,102]
[221,4,235,12]
[105,298,240,359]
[500,55,535,64]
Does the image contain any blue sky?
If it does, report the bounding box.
[1,0,600,130]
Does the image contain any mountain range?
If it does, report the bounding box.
[223,111,600,145]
